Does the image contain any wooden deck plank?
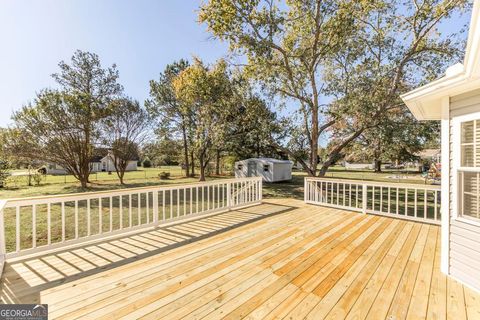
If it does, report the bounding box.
[0,199,478,320]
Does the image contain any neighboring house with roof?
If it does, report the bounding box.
[401,0,480,292]
[42,150,138,175]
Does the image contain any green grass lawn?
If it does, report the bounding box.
[0,166,432,252]
[0,166,429,200]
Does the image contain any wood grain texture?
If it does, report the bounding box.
[0,198,477,320]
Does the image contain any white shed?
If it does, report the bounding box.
[402,0,480,292]
[234,158,293,182]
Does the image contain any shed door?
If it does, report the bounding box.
[247,162,257,176]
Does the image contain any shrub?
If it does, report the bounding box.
[143,158,152,168]
[0,159,9,188]
[159,172,170,180]
[32,172,43,186]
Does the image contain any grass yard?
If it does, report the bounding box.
[0,166,429,200]
[0,166,432,252]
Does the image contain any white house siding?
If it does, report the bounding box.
[449,90,480,291]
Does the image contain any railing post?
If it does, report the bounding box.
[362,184,367,214]
[259,177,263,202]
[227,182,232,209]
[153,190,159,226]
[0,200,7,276]
[304,178,308,202]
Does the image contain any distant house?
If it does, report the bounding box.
[42,151,138,175]
[415,148,441,163]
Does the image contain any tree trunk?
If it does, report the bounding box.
[190,151,195,177]
[318,129,365,177]
[199,153,206,182]
[215,150,220,175]
[309,108,319,177]
[374,159,382,172]
[181,124,190,177]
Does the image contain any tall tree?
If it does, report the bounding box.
[199,0,357,176]
[103,98,150,184]
[146,60,193,176]
[173,59,234,181]
[318,0,469,175]
[199,0,469,176]
[7,51,122,187]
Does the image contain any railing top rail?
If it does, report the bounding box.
[305,176,441,190]
[1,177,262,207]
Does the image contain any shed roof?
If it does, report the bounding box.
[401,0,480,120]
[236,158,293,164]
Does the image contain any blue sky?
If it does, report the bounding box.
[0,0,229,127]
[0,1,472,129]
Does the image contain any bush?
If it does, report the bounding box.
[32,172,43,186]
[143,158,152,168]
[0,159,9,188]
[159,172,170,180]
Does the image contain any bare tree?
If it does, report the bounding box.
[103,98,151,184]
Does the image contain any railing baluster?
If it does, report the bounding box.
[129,194,133,227]
[75,200,78,239]
[196,187,199,213]
[162,190,166,221]
[396,188,399,216]
[190,187,193,214]
[183,188,187,215]
[177,189,180,217]
[87,199,90,237]
[99,197,102,234]
[414,189,418,218]
[61,202,65,242]
[15,207,20,252]
[47,203,52,245]
[109,196,113,232]
[170,189,173,219]
[32,205,36,248]
[138,193,142,225]
[424,189,428,220]
[120,195,123,230]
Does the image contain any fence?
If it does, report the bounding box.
[305,177,441,225]
[0,177,262,260]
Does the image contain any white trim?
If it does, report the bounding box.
[440,97,450,274]
[452,111,480,227]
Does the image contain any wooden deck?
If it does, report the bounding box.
[1,198,479,319]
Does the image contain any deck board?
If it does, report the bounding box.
[0,198,478,319]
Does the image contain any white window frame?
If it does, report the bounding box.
[452,111,480,227]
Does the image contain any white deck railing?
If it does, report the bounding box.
[0,177,262,260]
[305,177,441,225]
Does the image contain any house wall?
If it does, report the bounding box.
[449,89,480,291]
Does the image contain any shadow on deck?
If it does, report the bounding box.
[0,201,297,304]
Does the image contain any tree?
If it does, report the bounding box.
[0,159,9,188]
[147,60,193,176]
[317,0,469,176]
[199,0,469,176]
[199,0,357,176]
[173,59,234,181]
[103,98,150,184]
[7,51,122,188]
[142,138,182,166]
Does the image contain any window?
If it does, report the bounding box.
[237,164,243,170]
[263,164,270,172]
[459,119,480,221]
